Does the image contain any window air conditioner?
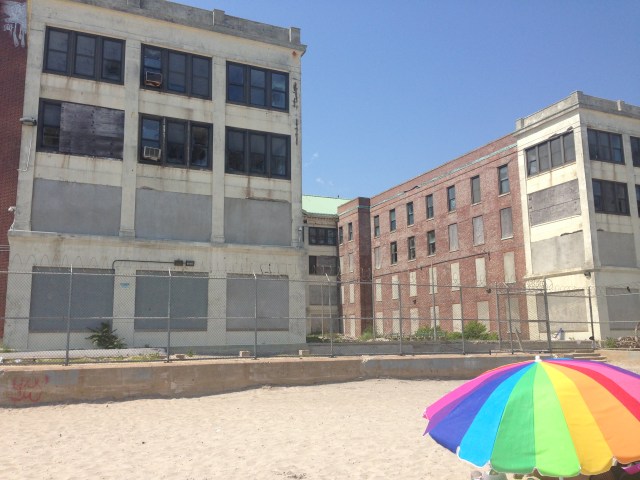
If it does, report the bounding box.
[143,146,162,161]
[144,71,163,87]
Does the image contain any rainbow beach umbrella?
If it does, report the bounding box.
[423,357,640,477]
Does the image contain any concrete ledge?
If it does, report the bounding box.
[0,354,538,407]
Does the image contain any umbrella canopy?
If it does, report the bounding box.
[424,357,640,477]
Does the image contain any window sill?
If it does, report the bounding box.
[498,192,511,198]
[408,258,417,263]
[501,235,514,240]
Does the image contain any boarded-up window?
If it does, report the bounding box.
[226,274,288,331]
[472,216,484,245]
[409,271,417,297]
[375,279,382,302]
[500,208,513,239]
[135,271,208,331]
[30,267,114,332]
[55,101,125,158]
[309,284,338,305]
[503,252,516,284]
[475,257,486,287]
[451,263,460,290]
[391,275,399,299]
[606,287,640,331]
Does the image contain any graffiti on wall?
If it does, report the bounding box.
[7,374,49,403]
[2,1,26,48]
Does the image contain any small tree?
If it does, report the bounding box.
[86,322,126,349]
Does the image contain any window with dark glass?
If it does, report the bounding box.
[309,227,337,246]
[141,45,211,98]
[40,102,61,149]
[447,186,456,211]
[225,128,290,179]
[139,115,211,169]
[309,256,338,275]
[406,202,414,225]
[427,230,436,255]
[373,215,380,237]
[588,129,624,164]
[226,62,289,111]
[592,179,630,215]
[471,176,481,204]
[389,209,396,231]
[631,137,640,167]
[408,236,416,260]
[44,27,123,83]
[498,165,510,195]
[426,194,434,219]
[526,131,575,176]
[348,222,353,241]
[390,242,398,265]
[636,185,640,217]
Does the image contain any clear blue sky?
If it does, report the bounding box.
[178,0,640,199]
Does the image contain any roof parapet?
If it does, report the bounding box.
[69,0,306,51]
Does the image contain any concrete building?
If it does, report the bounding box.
[515,92,640,340]
[1,0,307,350]
[301,195,348,334]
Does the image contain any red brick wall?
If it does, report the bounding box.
[337,197,373,334]
[0,0,28,338]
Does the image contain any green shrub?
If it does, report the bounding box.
[86,322,127,349]
[462,321,499,340]
[603,337,618,349]
[359,328,375,341]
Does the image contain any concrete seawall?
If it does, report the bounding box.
[1,354,531,407]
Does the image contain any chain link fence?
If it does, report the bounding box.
[1,270,639,365]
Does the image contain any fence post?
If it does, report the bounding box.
[398,278,403,356]
[543,279,552,354]
[506,285,514,354]
[430,267,437,341]
[459,286,465,355]
[65,265,73,366]
[495,284,501,353]
[587,286,596,350]
[326,274,334,357]
[166,269,172,362]
[253,272,258,359]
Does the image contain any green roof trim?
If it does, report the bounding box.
[302,195,350,216]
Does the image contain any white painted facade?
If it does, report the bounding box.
[515,92,640,340]
[5,0,307,350]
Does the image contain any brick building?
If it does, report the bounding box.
[338,135,526,338]
[0,0,28,338]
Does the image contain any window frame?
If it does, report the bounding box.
[338,226,344,245]
[406,202,414,226]
[588,129,624,164]
[390,241,398,265]
[389,209,396,231]
[472,215,485,246]
[427,230,436,256]
[448,223,459,251]
[447,185,456,212]
[426,194,434,219]
[407,236,416,260]
[471,175,481,204]
[500,207,513,239]
[43,27,124,84]
[38,100,62,151]
[636,185,640,217]
[630,136,640,167]
[498,165,510,195]
[526,131,575,176]
[226,61,289,112]
[225,127,290,180]
[592,179,630,216]
[141,44,211,99]
[373,215,380,237]
[139,114,212,170]
[347,222,353,241]
[308,227,337,246]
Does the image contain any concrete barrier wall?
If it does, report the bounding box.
[0,354,534,407]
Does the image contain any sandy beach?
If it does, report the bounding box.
[2,378,470,480]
